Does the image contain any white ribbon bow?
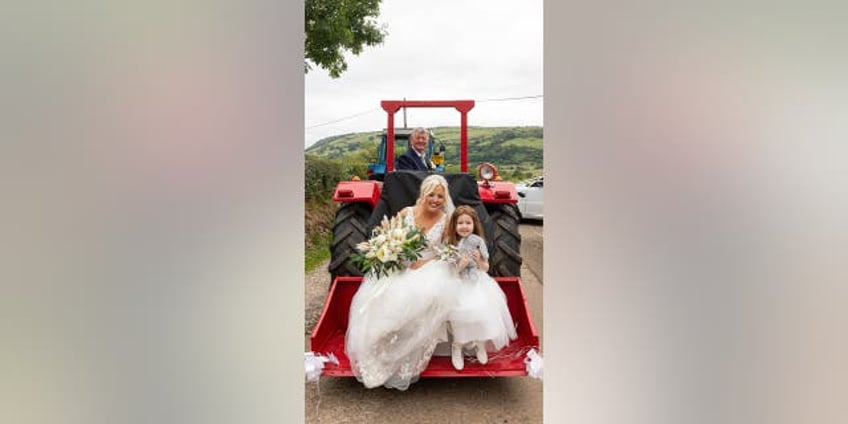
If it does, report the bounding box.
[305,352,339,382]
[525,348,544,380]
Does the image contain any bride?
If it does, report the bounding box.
[345,174,458,390]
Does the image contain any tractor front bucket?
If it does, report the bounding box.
[310,276,540,378]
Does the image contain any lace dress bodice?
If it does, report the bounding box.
[401,207,446,260]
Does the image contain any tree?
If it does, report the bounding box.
[305,0,387,78]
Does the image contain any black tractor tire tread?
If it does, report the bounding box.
[329,202,372,281]
[488,203,523,277]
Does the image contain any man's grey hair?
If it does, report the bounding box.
[411,127,429,137]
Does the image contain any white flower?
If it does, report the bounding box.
[391,228,405,242]
[376,245,397,263]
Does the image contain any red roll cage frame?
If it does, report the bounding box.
[381,100,475,173]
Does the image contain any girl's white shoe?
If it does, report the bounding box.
[451,342,464,370]
[475,341,488,364]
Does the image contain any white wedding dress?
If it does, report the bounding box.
[447,234,518,351]
[346,207,458,390]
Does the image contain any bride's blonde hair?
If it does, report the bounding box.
[415,174,455,216]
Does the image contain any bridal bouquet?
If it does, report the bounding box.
[351,215,429,278]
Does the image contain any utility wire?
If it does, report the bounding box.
[478,94,543,102]
[305,107,381,129]
[305,95,543,130]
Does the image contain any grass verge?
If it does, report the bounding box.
[305,231,332,273]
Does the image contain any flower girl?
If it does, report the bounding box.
[443,206,518,370]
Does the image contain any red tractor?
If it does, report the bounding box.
[328,100,522,281]
[312,100,538,378]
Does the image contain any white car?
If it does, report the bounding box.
[516,176,543,220]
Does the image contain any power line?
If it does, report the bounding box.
[305,107,381,130]
[305,95,543,130]
[478,94,543,102]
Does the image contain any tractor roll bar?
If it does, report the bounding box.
[381,100,475,173]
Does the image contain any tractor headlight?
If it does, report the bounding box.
[478,163,498,183]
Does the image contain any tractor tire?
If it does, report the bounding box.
[329,202,372,283]
[488,203,523,277]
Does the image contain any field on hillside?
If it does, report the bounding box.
[306,126,543,179]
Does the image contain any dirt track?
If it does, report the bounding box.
[304,222,543,423]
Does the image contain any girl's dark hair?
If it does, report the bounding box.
[442,205,485,245]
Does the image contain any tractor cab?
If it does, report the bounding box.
[366,128,446,180]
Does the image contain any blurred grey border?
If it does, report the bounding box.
[547,2,847,424]
[2,0,304,423]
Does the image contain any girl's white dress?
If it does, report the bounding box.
[345,207,458,390]
[448,234,518,351]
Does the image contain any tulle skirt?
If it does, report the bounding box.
[346,260,459,390]
[448,270,518,351]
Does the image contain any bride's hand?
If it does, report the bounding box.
[409,259,428,270]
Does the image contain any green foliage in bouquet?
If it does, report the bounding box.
[351,215,429,278]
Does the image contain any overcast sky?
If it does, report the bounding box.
[304,0,543,148]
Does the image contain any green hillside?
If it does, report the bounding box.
[306,126,543,179]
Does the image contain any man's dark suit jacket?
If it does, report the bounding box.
[394,147,431,171]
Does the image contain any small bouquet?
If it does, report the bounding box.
[436,243,476,277]
[435,243,462,266]
[351,215,429,278]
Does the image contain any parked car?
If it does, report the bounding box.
[516,176,543,220]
